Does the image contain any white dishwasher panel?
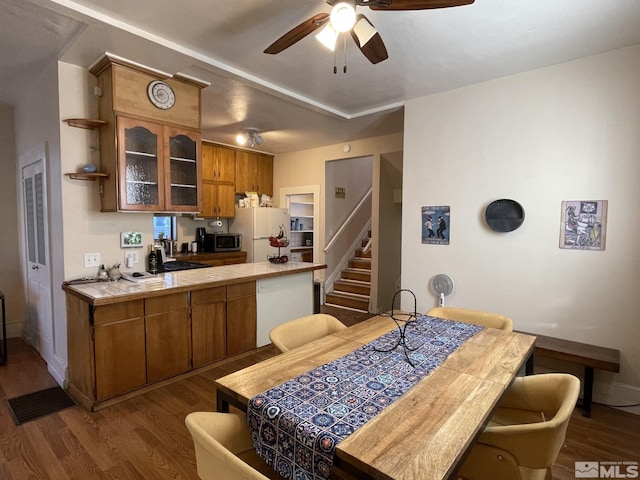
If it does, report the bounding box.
[256,271,313,347]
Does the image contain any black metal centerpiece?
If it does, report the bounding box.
[375,289,421,367]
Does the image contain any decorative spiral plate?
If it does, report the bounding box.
[147,80,175,110]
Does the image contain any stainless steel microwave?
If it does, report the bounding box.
[204,233,241,252]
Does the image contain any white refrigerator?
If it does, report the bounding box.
[232,207,290,263]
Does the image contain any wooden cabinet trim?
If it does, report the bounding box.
[107,63,201,129]
[191,286,226,306]
[227,281,256,300]
[93,300,144,326]
[145,292,188,315]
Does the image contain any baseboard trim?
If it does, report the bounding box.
[536,365,640,415]
[593,379,640,415]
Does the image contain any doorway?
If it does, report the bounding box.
[20,147,54,365]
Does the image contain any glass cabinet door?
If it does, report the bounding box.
[165,126,201,212]
[117,117,164,211]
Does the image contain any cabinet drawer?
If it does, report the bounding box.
[93,300,144,326]
[191,286,226,306]
[227,281,255,300]
[145,293,188,314]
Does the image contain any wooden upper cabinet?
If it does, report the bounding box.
[202,143,235,183]
[235,151,273,196]
[112,117,202,212]
[91,57,203,129]
[200,182,235,218]
[116,117,165,212]
[91,54,207,213]
[256,154,273,196]
[200,142,236,218]
[164,126,202,212]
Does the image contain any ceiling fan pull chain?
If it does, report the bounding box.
[333,47,338,74]
[343,34,348,73]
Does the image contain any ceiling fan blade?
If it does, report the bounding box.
[350,15,388,64]
[369,0,474,11]
[264,13,330,54]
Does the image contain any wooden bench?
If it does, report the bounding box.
[520,332,620,417]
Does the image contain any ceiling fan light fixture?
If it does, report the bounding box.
[316,23,339,51]
[236,132,249,145]
[238,128,263,148]
[330,2,356,32]
[353,17,377,47]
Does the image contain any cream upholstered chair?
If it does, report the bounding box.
[185,411,284,480]
[269,313,347,353]
[456,373,581,480]
[427,306,514,331]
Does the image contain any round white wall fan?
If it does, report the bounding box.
[431,274,454,307]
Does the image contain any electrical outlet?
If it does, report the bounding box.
[84,253,101,268]
[124,251,139,267]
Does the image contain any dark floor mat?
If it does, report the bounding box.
[6,386,76,425]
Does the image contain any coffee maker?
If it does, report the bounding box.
[195,227,206,252]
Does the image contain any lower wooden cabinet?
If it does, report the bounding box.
[67,281,257,409]
[191,286,226,368]
[94,315,146,402]
[145,293,191,383]
[227,282,257,356]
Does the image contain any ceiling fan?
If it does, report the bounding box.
[264,0,475,66]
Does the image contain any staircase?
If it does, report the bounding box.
[325,237,371,313]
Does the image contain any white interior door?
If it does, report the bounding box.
[21,154,54,363]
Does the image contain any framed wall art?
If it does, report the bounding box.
[121,231,143,248]
[559,200,608,251]
[422,206,450,245]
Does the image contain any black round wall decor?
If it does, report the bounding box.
[485,199,525,232]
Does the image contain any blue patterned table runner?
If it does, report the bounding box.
[247,315,484,480]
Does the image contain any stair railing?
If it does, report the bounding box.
[323,188,373,303]
[324,188,372,254]
[361,237,372,254]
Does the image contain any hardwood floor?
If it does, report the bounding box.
[1,331,639,479]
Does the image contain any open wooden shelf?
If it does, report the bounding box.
[64,118,108,130]
[65,172,109,181]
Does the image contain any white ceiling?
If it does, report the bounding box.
[2,0,640,153]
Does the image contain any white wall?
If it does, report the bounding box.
[325,156,373,240]
[378,153,403,312]
[59,63,156,281]
[274,133,404,306]
[13,58,66,382]
[402,46,640,396]
[0,103,26,337]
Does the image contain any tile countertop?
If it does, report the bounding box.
[62,262,326,306]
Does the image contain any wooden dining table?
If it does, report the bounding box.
[215,314,536,480]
